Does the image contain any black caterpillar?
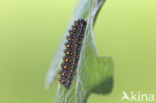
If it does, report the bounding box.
[59,19,87,88]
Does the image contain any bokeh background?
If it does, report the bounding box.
[0,0,156,103]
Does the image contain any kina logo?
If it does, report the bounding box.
[121,91,155,102]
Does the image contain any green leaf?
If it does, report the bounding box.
[45,0,114,103]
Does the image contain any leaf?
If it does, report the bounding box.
[45,0,114,103]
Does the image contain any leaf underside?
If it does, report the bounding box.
[46,0,114,103]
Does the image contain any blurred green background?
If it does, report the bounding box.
[0,0,156,103]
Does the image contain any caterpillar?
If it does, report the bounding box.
[59,19,87,88]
